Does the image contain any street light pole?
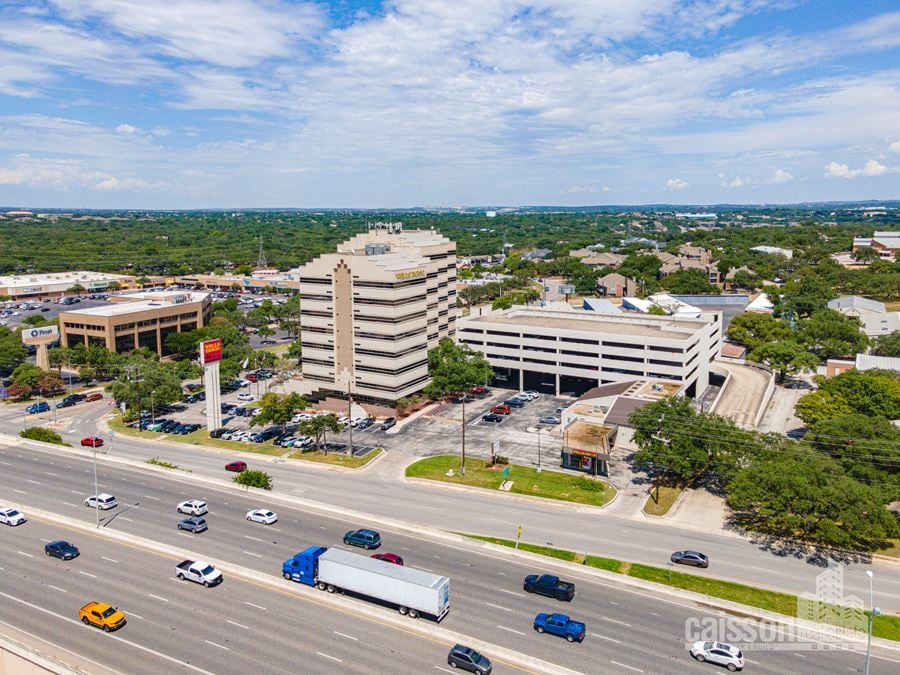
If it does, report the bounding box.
[865,570,880,675]
[92,446,99,528]
[150,391,155,427]
[537,427,542,473]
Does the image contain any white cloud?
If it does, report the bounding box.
[768,168,794,184]
[666,177,689,190]
[116,123,138,134]
[150,126,171,137]
[862,159,889,176]
[825,159,890,179]
[718,173,744,188]
[891,140,900,154]
[93,176,149,191]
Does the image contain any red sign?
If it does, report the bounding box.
[200,338,223,365]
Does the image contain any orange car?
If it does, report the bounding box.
[79,602,126,632]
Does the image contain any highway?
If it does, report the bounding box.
[2,440,897,674]
[26,398,900,616]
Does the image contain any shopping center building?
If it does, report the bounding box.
[0,271,135,299]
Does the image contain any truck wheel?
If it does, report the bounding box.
[317,582,327,591]
[177,573,185,580]
[103,625,110,632]
[408,609,418,619]
[326,585,336,593]
[556,593,566,601]
[399,606,408,615]
[566,635,575,642]
[283,572,291,580]
[536,626,544,633]
[82,617,90,625]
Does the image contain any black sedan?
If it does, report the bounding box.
[481,413,504,424]
[671,550,709,568]
[45,540,80,560]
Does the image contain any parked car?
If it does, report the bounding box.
[225,461,247,472]
[447,644,492,674]
[522,390,540,400]
[469,385,491,398]
[503,398,525,408]
[85,392,103,402]
[343,528,381,549]
[237,392,254,402]
[671,550,709,568]
[0,507,27,526]
[533,613,585,643]
[177,516,209,533]
[690,641,744,671]
[26,401,50,414]
[481,413,504,424]
[356,418,374,430]
[371,552,404,565]
[523,574,575,601]
[45,540,80,560]
[490,404,511,415]
[538,416,561,425]
[79,602,126,632]
[380,417,396,431]
[246,509,278,525]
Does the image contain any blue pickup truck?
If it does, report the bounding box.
[533,613,586,643]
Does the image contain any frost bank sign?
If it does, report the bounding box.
[685,560,867,651]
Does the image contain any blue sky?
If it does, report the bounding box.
[0,1,898,208]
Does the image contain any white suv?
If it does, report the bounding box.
[177,499,208,516]
[84,493,118,510]
[690,641,744,671]
[0,507,27,526]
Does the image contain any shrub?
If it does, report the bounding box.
[20,427,69,446]
[233,469,273,490]
[574,476,604,492]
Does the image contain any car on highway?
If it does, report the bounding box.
[523,573,575,601]
[533,613,585,643]
[45,540,80,560]
[56,398,76,408]
[79,602,126,632]
[80,436,104,447]
[490,404,511,415]
[237,392,255,401]
[380,417,397,431]
[0,507,27,526]
[177,499,208,516]
[225,460,247,472]
[447,644,492,673]
[538,415,561,425]
[178,516,208,533]
[176,559,223,587]
[84,493,118,510]
[371,552,404,565]
[503,397,525,408]
[343,528,381,549]
[481,413,504,424]
[246,509,278,525]
[671,550,709,568]
[26,401,50,414]
[690,641,744,671]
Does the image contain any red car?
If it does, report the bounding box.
[371,553,404,566]
[490,404,511,415]
[225,460,247,472]
[245,373,258,382]
[80,437,104,447]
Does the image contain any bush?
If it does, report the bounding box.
[574,476,604,492]
[20,427,69,446]
[146,457,187,471]
[233,469,273,490]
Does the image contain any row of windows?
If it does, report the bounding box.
[354,310,427,324]
[354,343,427,359]
[303,309,332,318]
[299,293,332,302]
[299,277,331,285]
[304,357,335,367]
[355,327,425,341]
[354,278,427,289]
[355,295,425,307]
[355,359,427,376]
[357,373,429,393]
[64,322,103,331]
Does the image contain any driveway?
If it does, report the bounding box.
[712,361,772,429]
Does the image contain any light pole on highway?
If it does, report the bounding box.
[150,390,155,426]
[865,570,881,675]
[536,426,542,473]
[92,445,100,528]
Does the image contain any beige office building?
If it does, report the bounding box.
[298,223,456,410]
[59,291,211,356]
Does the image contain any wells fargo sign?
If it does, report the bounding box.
[200,338,223,365]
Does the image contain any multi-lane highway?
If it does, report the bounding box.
[2,439,897,674]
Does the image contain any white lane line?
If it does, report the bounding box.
[793,653,806,659]
[169,578,180,583]
[268,527,281,532]
[40,538,51,543]
[79,571,97,579]
[745,659,761,665]
[101,556,119,564]
[610,661,643,673]
[242,550,262,558]
[226,620,249,630]
[417,566,434,572]
[13,489,26,494]
[485,602,512,612]
[128,612,144,620]
[243,535,264,542]
[499,589,525,597]
[649,611,661,617]
[434,667,454,674]
[244,602,266,610]
[27,479,41,485]
[17,551,34,558]
[118,517,133,522]
[432,554,441,559]
[69,490,81,495]
[333,631,357,641]
[609,601,620,605]
[316,652,342,663]
[148,594,169,602]
[44,471,58,477]
[142,495,160,501]
[401,547,410,551]
[47,585,68,594]
[205,640,229,651]
[496,625,525,636]
[177,533,192,538]
[497,571,506,576]
[62,502,77,507]
[595,634,622,644]
[0,460,10,466]
[603,616,632,627]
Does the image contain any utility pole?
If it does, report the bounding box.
[92,446,100,528]
[347,380,353,454]
[460,396,467,475]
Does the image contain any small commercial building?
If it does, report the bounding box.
[0,271,135,300]
[852,232,900,260]
[561,420,616,475]
[59,291,211,356]
[827,296,900,337]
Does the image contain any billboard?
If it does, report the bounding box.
[21,325,59,345]
[200,338,223,365]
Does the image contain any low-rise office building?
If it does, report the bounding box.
[59,291,211,356]
[458,305,721,398]
[0,271,135,300]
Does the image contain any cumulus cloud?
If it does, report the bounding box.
[116,123,138,134]
[93,176,149,190]
[718,173,744,188]
[768,168,794,184]
[890,140,900,154]
[666,178,689,190]
[825,159,889,179]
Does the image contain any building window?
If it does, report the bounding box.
[115,333,135,353]
[487,330,519,337]
[298,277,332,285]
[561,336,599,346]
[648,345,683,353]
[604,340,638,350]
[523,333,557,341]
[604,354,644,364]
[138,330,157,352]
[648,358,681,366]
[522,357,556,365]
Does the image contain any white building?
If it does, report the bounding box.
[827,296,900,337]
[457,305,722,398]
[0,271,135,299]
[749,245,793,259]
[297,223,456,412]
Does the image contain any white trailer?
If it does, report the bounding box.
[316,547,450,620]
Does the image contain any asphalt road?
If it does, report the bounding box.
[1,441,896,675]
[25,397,900,618]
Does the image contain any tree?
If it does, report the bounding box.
[68,283,85,296]
[296,414,343,450]
[20,427,68,446]
[7,382,32,400]
[22,314,51,327]
[794,390,854,427]
[0,326,27,371]
[135,276,150,288]
[233,469,273,490]
[12,363,44,390]
[726,313,793,351]
[731,270,759,291]
[287,340,302,363]
[106,281,121,292]
[424,338,494,475]
[257,325,275,343]
[726,449,899,551]
[799,309,867,360]
[749,342,818,382]
[48,346,71,373]
[853,246,878,264]
[251,392,307,433]
[871,331,900,357]
[105,358,184,416]
[38,372,64,395]
[660,269,717,294]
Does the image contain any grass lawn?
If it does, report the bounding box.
[258,343,290,355]
[643,485,683,516]
[877,539,900,558]
[289,447,383,469]
[462,534,900,642]
[107,415,286,456]
[406,455,615,507]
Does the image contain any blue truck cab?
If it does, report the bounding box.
[282,546,327,586]
[533,613,586,643]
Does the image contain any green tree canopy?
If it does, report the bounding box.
[20,427,68,446]
[250,392,307,432]
[233,469,272,490]
[871,331,900,357]
[424,337,494,399]
[296,414,343,450]
[726,313,793,351]
[799,309,867,360]
[660,268,717,294]
[749,341,818,382]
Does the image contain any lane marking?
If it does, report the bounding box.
[40,538,51,543]
[243,550,262,558]
[62,502,77,507]
[486,602,512,612]
[148,594,169,602]
[177,532,193,538]
[244,535,264,542]
[496,625,525,636]
[101,556,119,564]
[44,471,58,477]
[334,631,357,640]
[118,517,134,522]
[610,661,643,673]
[316,652,342,663]
[595,634,622,644]
[13,489,26,494]
[17,551,34,558]
[499,589,524,597]
[603,616,632,627]
[435,668,454,673]
[69,490,81,495]
[205,640,229,651]
[244,602,266,610]
[27,479,41,485]
[127,611,144,620]
[47,585,68,593]
[226,620,249,630]
[143,495,160,501]
[794,653,806,659]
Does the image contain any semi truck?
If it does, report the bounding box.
[282,546,450,621]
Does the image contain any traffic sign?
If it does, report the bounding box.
[502,466,510,479]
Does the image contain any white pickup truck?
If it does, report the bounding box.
[175,560,223,587]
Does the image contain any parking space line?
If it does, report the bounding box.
[47,585,67,594]
[79,571,97,579]
[205,640,229,651]
[17,551,33,558]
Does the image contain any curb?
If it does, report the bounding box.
[25,506,581,675]
[0,631,84,675]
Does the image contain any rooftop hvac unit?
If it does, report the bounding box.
[365,244,390,256]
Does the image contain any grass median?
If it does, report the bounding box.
[643,485,683,516]
[289,447,383,469]
[463,534,900,642]
[405,455,615,507]
[107,415,286,456]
